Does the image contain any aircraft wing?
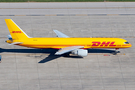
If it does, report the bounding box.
[55,46,84,55]
[53,30,69,38]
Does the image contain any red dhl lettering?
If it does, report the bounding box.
[109,42,116,46]
[92,42,100,46]
[12,31,22,33]
[100,42,110,46]
[92,41,116,47]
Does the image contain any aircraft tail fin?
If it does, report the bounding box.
[5,19,30,40]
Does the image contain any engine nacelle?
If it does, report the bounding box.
[71,49,88,57]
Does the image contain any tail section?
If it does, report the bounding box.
[5,19,30,40]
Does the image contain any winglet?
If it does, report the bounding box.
[53,30,69,38]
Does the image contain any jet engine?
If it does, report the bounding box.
[71,49,88,57]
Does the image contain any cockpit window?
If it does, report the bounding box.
[124,42,129,44]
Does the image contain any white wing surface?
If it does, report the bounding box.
[55,46,84,55]
[9,42,23,45]
[53,30,69,38]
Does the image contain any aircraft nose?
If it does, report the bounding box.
[129,44,132,47]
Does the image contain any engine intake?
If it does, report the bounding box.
[71,49,88,57]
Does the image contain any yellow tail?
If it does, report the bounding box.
[5,19,29,40]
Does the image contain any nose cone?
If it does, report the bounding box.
[122,43,132,48]
[126,43,132,48]
[129,44,132,47]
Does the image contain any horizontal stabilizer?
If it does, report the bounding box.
[9,42,23,45]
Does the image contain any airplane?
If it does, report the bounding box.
[5,19,132,57]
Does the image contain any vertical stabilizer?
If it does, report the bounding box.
[5,19,30,40]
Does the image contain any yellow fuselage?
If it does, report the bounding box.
[9,37,131,49]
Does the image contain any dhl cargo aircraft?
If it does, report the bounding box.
[5,19,132,57]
